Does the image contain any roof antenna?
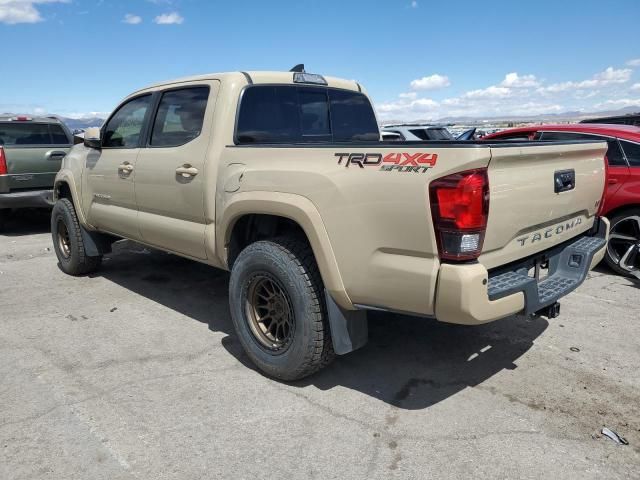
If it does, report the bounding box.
[290,64,305,73]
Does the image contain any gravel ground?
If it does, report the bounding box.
[1,211,639,479]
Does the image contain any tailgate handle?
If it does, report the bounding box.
[554,169,575,193]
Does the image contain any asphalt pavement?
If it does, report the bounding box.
[1,211,639,479]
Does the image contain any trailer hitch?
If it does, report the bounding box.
[535,302,561,319]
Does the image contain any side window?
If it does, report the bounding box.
[606,140,627,166]
[620,140,640,167]
[150,87,209,147]
[50,124,70,145]
[539,131,580,141]
[540,132,627,166]
[494,132,535,141]
[103,95,152,148]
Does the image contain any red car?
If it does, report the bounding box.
[484,124,640,278]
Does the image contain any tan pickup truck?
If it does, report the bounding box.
[51,68,609,380]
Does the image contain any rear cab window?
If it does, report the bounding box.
[235,85,379,144]
[0,122,70,146]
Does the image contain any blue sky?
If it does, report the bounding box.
[1,0,639,120]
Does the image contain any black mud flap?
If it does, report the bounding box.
[324,291,368,355]
[80,226,114,257]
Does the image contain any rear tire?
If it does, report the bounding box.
[51,198,102,275]
[228,237,334,381]
[604,209,640,277]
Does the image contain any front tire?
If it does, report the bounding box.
[229,237,334,381]
[51,198,102,275]
[605,209,640,277]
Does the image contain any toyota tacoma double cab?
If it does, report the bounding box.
[51,68,609,380]
[0,115,73,230]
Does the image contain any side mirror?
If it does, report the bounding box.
[84,127,102,149]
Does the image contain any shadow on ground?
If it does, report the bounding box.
[0,209,51,236]
[94,240,550,410]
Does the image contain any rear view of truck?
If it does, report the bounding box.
[216,72,610,379]
[0,115,72,230]
[431,141,608,324]
[48,69,610,381]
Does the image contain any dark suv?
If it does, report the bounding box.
[0,115,73,230]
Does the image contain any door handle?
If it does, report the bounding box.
[608,178,619,185]
[45,150,67,160]
[176,165,199,178]
[118,163,134,174]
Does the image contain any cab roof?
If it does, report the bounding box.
[132,71,363,96]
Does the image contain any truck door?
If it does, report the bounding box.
[82,94,152,239]
[134,83,218,259]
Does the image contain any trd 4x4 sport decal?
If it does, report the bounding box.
[335,152,438,173]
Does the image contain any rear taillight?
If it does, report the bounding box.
[429,168,489,262]
[0,147,7,175]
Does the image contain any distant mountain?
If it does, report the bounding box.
[381,105,640,126]
[0,113,106,131]
[58,116,106,130]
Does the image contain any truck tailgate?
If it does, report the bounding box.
[1,147,66,193]
[480,141,607,270]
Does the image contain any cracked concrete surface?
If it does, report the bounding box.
[1,212,639,479]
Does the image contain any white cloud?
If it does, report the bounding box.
[589,66,632,85]
[500,72,540,88]
[376,96,439,120]
[463,85,511,99]
[376,64,640,121]
[594,98,640,109]
[0,0,69,24]
[410,74,450,91]
[540,66,632,93]
[626,58,640,67]
[574,90,599,99]
[410,1,418,7]
[537,81,573,93]
[154,11,183,24]
[123,13,142,24]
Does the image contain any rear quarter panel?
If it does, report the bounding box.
[219,144,493,315]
